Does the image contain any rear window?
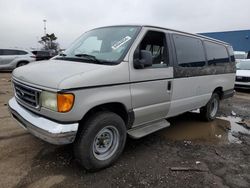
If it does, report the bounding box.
[38,51,50,56]
[204,41,229,65]
[32,51,52,56]
[173,35,206,67]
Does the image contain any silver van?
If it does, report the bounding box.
[0,49,35,70]
[8,25,236,171]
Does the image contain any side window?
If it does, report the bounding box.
[0,49,3,55]
[15,50,28,55]
[17,50,28,55]
[2,49,19,55]
[173,35,206,67]
[137,31,168,68]
[204,41,229,65]
[2,49,12,55]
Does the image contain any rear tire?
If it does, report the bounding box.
[200,93,220,121]
[74,111,127,171]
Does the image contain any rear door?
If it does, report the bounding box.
[128,28,173,127]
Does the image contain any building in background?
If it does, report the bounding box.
[200,30,250,54]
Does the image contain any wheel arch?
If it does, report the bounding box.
[16,60,29,67]
[213,86,223,99]
[79,102,134,130]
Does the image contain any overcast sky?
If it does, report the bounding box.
[0,0,249,49]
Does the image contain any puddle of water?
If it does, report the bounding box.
[159,113,250,144]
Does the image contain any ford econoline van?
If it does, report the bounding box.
[8,25,236,170]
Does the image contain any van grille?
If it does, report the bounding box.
[236,76,250,82]
[13,81,41,109]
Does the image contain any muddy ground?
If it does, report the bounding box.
[0,72,250,188]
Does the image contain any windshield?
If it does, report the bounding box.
[56,26,140,64]
[236,61,250,70]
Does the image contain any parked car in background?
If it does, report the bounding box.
[235,60,250,89]
[0,49,35,70]
[234,51,247,60]
[31,50,55,61]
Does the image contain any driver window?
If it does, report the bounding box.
[137,31,168,68]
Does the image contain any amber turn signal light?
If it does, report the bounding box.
[57,93,74,112]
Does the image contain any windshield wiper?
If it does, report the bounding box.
[57,53,117,65]
[74,53,100,63]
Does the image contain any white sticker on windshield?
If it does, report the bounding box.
[112,36,132,50]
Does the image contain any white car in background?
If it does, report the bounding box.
[0,49,36,70]
[234,51,247,60]
[235,60,250,89]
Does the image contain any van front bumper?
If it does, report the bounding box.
[8,97,79,145]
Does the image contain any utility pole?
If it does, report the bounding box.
[43,19,47,36]
[43,19,47,49]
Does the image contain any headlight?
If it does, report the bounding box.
[41,91,57,111]
[41,91,74,112]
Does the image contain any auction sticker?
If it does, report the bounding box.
[112,36,131,50]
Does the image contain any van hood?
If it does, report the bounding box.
[12,60,107,89]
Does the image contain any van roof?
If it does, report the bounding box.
[95,25,230,46]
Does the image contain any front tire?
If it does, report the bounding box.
[74,112,127,171]
[200,93,220,121]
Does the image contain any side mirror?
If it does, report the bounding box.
[134,50,153,69]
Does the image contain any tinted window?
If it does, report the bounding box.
[0,49,27,55]
[204,41,229,65]
[173,35,206,67]
[32,51,49,56]
[32,51,38,55]
[18,50,28,55]
[37,51,49,56]
[2,49,18,55]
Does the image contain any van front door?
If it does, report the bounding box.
[129,29,173,127]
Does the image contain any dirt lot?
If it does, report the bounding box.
[1,72,250,188]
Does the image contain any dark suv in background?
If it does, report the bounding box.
[31,50,55,61]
